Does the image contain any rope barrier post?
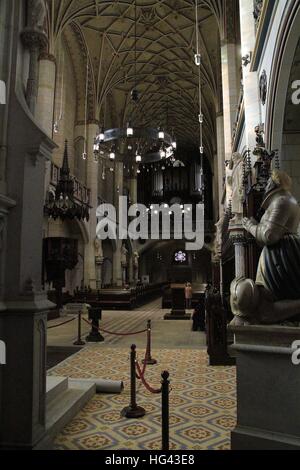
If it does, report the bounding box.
[142,319,157,365]
[161,370,170,451]
[86,307,104,343]
[73,310,85,346]
[121,344,146,419]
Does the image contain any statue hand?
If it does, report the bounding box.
[242,217,253,232]
[243,217,258,237]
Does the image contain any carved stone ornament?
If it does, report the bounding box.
[259,70,267,105]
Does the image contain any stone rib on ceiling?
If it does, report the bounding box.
[49,0,224,156]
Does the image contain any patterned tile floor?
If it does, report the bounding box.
[50,346,236,450]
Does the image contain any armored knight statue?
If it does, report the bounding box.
[230,169,300,325]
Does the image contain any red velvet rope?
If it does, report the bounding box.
[47,316,76,330]
[82,317,147,336]
[135,360,161,394]
[136,338,149,379]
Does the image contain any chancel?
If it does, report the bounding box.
[0,0,300,453]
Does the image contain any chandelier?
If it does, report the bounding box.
[93,124,176,164]
[93,0,177,166]
[45,141,90,221]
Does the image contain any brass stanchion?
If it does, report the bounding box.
[142,320,157,365]
[161,370,170,451]
[121,344,146,419]
[73,310,85,346]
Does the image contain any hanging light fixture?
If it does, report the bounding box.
[82,58,89,161]
[99,126,105,142]
[127,121,133,137]
[135,150,142,163]
[158,127,165,140]
[195,0,205,196]
[109,149,116,160]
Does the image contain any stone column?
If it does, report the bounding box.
[82,122,99,290]
[113,241,123,287]
[21,31,47,115]
[229,224,246,278]
[35,53,56,199]
[128,255,134,284]
[129,173,137,205]
[95,258,103,290]
[36,53,56,137]
[239,0,261,153]
[1,133,56,449]
[216,112,225,214]
[112,162,124,287]
[220,41,240,160]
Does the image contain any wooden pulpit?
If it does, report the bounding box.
[164,283,191,320]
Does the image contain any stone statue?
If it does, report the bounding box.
[221,160,233,212]
[230,152,244,223]
[230,170,300,325]
[28,0,47,32]
[94,237,103,264]
[121,244,128,266]
[214,214,225,255]
[133,251,139,269]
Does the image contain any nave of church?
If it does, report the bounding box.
[1,0,300,455]
[48,298,235,451]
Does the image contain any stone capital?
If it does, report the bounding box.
[38,52,56,63]
[21,29,48,51]
[228,223,246,245]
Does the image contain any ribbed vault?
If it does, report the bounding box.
[48,0,226,159]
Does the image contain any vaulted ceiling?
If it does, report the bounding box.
[48,0,227,159]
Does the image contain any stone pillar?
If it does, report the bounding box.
[129,173,137,205]
[82,122,99,290]
[216,112,225,214]
[112,162,124,287]
[114,161,124,210]
[239,0,261,153]
[128,255,134,284]
[220,42,240,160]
[229,224,246,278]
[113,241,123,287]
[35,53,56,199]
[36,53,56,137]
[95,259,103,290]
[21,31,47,115]
[1,130,56,449]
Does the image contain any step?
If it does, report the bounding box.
[46,376,69,405]
[46,380,95,440]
